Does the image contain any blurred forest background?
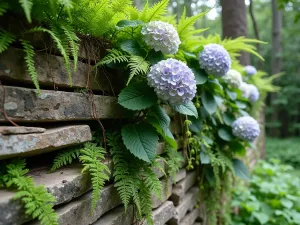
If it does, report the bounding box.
[134,0,300,138]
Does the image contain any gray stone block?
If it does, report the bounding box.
[175,169,186,183]
[92,205,133,225]
[152,178,172,209]
[0,86,123,122]
[167,187,199,225]
[142,201,176,225]
[0,126,46,134]
[156,139,184,155]
[170,171,197,206]
[28,184,122,225]
[0,125,92,159]
[0,47,120,93]
[179,208,200,225]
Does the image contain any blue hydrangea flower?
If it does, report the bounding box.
[141,21,181,54]
[147,58,196,105]
[245,65,257,76]
[248,84,260,102]
[198,44,231,77]
[239,82,251,98]
[222,69,242,88]
[232,116,260,142]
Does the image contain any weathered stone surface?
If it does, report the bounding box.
[142,201,176,225]
[152,178,172,209]
[28,184,122,225]
[179,208,200,225]
[167,187,199,225]
[170,119,183,136]
[93,205,133,225]
[0,126,46,134]
[0,86,123,122]
[193,223,201,225]
[153,158,167,179]
[170,171,197,206]
[0,125,92,159]
[175,169,186,183]
[156,139,184,155]
[0,47,121,93]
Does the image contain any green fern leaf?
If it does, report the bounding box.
[0,29,15,53]
[0,2,8,16]
[127,55,150,85]
[50,148,81,172]
[95,49,129,67]
[141,0,169,22]
[19,0,33,23]
[20,40,40,93]
[79,142,110,213]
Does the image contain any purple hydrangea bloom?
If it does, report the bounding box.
[141,21,181,54]
[147,59,196,105]
[198,44,231,77]
[245,65,257,76]
[248,84,260,102]
[222,69,242,88]
[232,116,260,142]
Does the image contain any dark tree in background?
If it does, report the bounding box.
[220,0,250,65]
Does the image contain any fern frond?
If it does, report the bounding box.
[111,0,132,14]
[0,29,15,53]
[26,26,72,86]
[126,5,139,20]
[50,148,81,172]
[127,55,150,85]
[0,2,8,16]
[19,0,33,23]
[20,40,40,93]
[164,145,183,182]
[139,184,154,225]
[79,142,110,213]
[95,49,129,67]
[143,166,162,200]
[140,0,169,22]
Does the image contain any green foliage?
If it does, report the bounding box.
[127,55,150,85]
[49,147,81,172]
[79,143,110,212]
[201,91,217,115]
[139,0,169,22]
[266,137,300,169]
[21,40,40,93]
[19,0,33,22]
[232,160,300,225]
[107,132,162,224]
[121,123,159,162]
[96,49,129,67]
[0,2,8,16]
[0,29,15,53]
[1,159,58,225]
[164,145,183,182]
[118,82,157,110]
[171,101,198,117]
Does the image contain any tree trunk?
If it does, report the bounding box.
[220,0,250,65]
[271,0,283,137]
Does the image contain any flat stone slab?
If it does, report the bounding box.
[28,184,122,225]
[152,178,172,209]
[167,187,199,225]
[179,208,200,225]
[93,205,133,225]
[0,125,92,159]
[0,86,123,122]
[175,169,186,183]
[170,171,197,206]
[0,126,46,134]
[142,201,176,225]
[0,47,121,93]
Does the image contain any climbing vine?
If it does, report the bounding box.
[0,1,280,225]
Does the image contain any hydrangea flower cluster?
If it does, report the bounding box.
[222,69,243,88]
[147,58,196,105]
[232,116,260,142]
[198,44,231,77]
[141,21,181,54]
[245,65,257,76]
[239,82,260,102]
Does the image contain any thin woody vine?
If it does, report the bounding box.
[0,1,280,225]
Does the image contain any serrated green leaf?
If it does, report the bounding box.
[192,68,208,85]
[171,101,198,118]
[121,123,158,162]
[118,83,157,110]
[147,105,177,149]
[223,112,235,126]
[116,20,144,28]
[218,127,233,141]
[201,91,217,115]
[188,116,202,133]
[120,39,144,56]
[232,159,250,180]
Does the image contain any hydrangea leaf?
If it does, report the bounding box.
[118,83,157,110]
[121,123,158,162]
[229,140,246,156]
[200,151,210,164]
[252,212,269,224]
[120,39,145,56]
[172,101,198,118]
[147,49,164,64]
[188,116,202,133]
[116,20,144,28]
[218,127,233,141]
[223,112,235,126]
[201,91,217,115]
[192,68,208,85]
[226,89,237,100]
[232,159,250,180]
[147,105,177,149]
